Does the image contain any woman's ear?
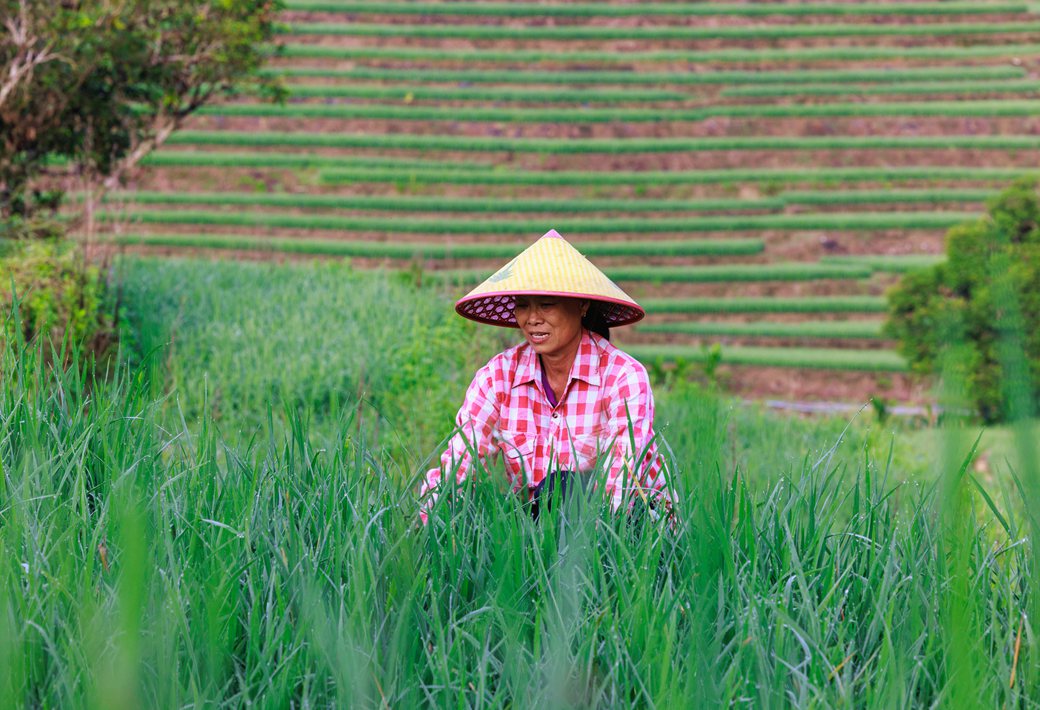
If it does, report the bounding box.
[580,300,590,317]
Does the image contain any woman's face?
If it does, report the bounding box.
[513,295,588,359]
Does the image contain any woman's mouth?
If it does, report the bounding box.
[528,332,550,344]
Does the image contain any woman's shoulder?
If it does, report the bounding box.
[589,332,649,382]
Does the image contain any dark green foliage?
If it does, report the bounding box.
[0,0,282,224]
[886,178,1040,421]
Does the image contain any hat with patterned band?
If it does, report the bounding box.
[454,229,645,328]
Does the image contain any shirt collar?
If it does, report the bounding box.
[511,329,602,390]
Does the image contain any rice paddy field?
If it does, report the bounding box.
[3,257,1039,707]
[105,0,1040,403]
[10,1,1040,706]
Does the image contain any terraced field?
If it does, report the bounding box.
[115,0,1040,403]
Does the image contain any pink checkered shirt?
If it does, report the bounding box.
[420,330,672,522]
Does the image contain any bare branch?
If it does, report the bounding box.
[0,0,64,110]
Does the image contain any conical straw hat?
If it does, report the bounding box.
[455,229,645,328]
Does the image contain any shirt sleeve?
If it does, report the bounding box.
[419,361,502,524]
[603,361,674,514]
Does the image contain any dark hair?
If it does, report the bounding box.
[582,303,611,341]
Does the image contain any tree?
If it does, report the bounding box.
[885,178,1040,422]
[0,0,283,237]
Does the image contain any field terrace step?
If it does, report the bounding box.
[284,1,1032,18]
[314,166,1034,188]
[623,344,908,372]
[274,43,1040,63]
[425,262,874,286]
[723,79,1040,98]
[639,297,888,314]
[105,209,978,233]
[636,319,886,340]
[165,130,1040,153]
[107,191,787,214]
[196,99,1040,122]
[285,84,689,102]
[281,21,1040,41]
[109,233,764,259]
[820,255,947,272]
[141,151,494,171]
[110,188,1000,210]
[262,65,1029,85]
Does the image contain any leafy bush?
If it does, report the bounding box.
[886,178,1040,421]
[0,240,109,352]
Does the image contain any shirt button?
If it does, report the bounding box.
[552,412,559,419]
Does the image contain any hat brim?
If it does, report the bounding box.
[455,289,645,328]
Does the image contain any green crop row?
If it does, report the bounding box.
[639,296,888,314]
[637,319,886,339]
[110,233,762,258]
[132,151,1035,186]
[111,191,785,214]
[288,83,687,102]
[266,64,1025,86]
[168,130,1040,153]
[624,344,908,371]
[165,128,1040,155]
[723,79,1040,98]
[820,254,947,272]
[142,150,492,171]
[197,99,1040,122]
[274,41,1040,64]
[781,189,995,205]
[282,20,1040,41]
[111,188,995,212]
[284,0,1028,17]
[107,209,974,233]
[427,262,872,285]
[318,165,1032,187]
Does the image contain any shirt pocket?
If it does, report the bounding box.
[565,430,606,473]
[499,430,535,484]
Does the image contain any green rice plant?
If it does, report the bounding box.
[724,78,1040,98]
[2,257,1035,707]
[319,165,1034,187]
[197,99,1040,122]
[637,319,886,339]
[275,42,1040,64]
[142,150,492,170]
[168,129,1040,153]
[110,191,785,214]
[288,83,688,102]
[821,254,947,272]
[640,296,888,313]
[428,262,873,286]
[111,233,764,258]
[626,343,908,370]
[106,208,975,233]
[282,20,1040,40]
[782,188,995,206]
[265,64,1026,86]
[284,0,1028,17]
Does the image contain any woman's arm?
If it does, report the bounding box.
[603,362,673,514]
[419,362,502,524]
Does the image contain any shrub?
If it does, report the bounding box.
[885,178,1040,421]
[0,239,109,353]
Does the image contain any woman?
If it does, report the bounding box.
[419,229,672,523]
